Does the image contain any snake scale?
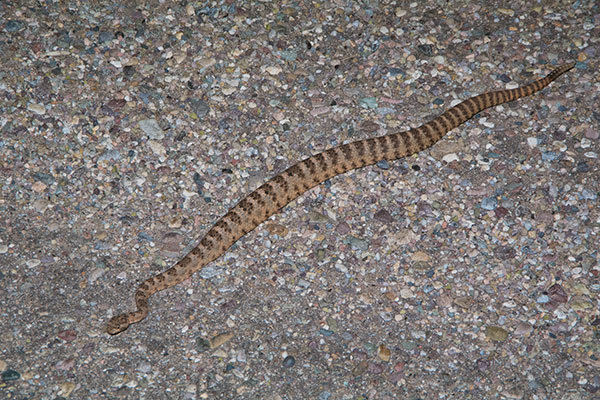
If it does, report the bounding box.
[107,63,574,335]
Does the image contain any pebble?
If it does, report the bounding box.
[264,65,282,75]
[485,326,509,342]
[346,236,368,251]
[514,322,533,336]
[479,118,495,128]
[318,391,332,400]
[497,8,515,16]
[380,311,392,322]
[388,67,403,77]
[454,296,473,309]
[31,180,47,193]
[212,349,227,358]
[185,384,197,394]
[266,223,289,237]
[282,355,295,367]
[481,197,498,211]
[580,138,592,148]
[88,267,105,284]
[58,382,75,397]
[98,149,121,162]
[411,330,426,340]
[428,140,463,160]
[335,262,348,273]
[570,297,592,311]
[547,284,568,304]
[98,31,114,42]
[139,119,164,139]
[57,329,77,342]
[442,152,459,163]
[148,140,166,156]
[196,337,211,352]
[374,209,393,223]
[189,99,210,119]
[137,362,152,373]
[376,160,390,169]
[527,137,538,148]
[395,8,407,17]
[209,332,233,348]
[27,103,46,115]
[199,266,220,279]
[5,20,24,32]
[56,357,75,371]
[279,50,297,61]
[377,344,391,361]
[297,278,311,288]
[417,44,433,57]
[222,86,237,95]
[359,97,378,109]
[536,295,550,304]
[584,128,599,139]
[1,369,20,382]
[335,222,351,235]
[319,328,334,337]
[411,251,430,262]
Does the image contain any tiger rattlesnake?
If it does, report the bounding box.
[107,63,575,335]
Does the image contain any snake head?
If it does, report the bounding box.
[106,314,130,335]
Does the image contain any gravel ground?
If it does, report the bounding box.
[1,1,598,399]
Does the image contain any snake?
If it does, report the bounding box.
[107,62,575,335]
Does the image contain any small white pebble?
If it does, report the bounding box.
[502,301,516,308]
[264,65,282,75]
[497,8,515,16]
[480,118,495,128]
[395,8,407,17]
[442,153,459,163]
[182,189,197,198]
[527,137,538,148]
[580,138,591,148]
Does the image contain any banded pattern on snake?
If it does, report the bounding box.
[107,63,574,335]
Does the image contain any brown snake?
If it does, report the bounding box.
[107,63,575,335]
